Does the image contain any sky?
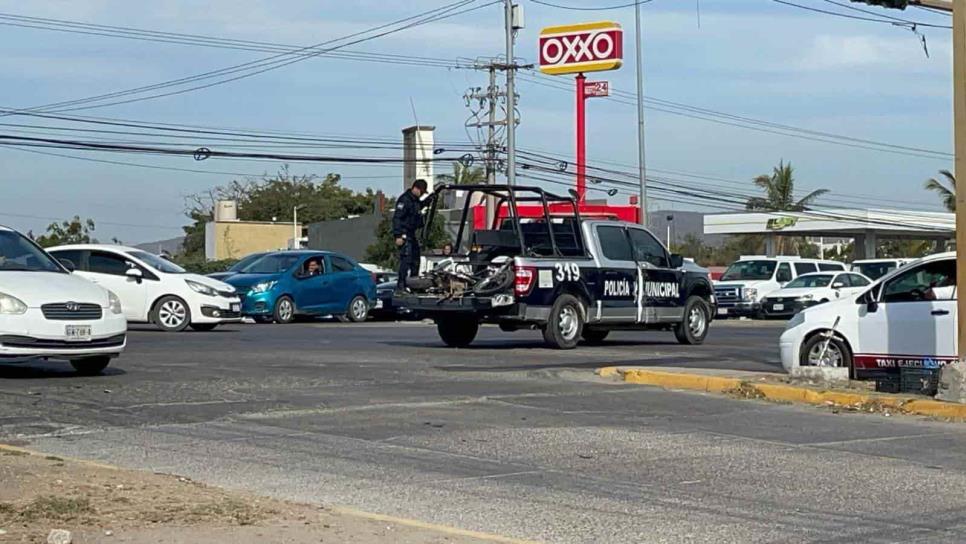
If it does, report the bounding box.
[0,0,955,244]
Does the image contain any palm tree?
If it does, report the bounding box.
[746,161,828,255]
[924,169,955,212]
[746,161,829,212]
[436,164,485,186]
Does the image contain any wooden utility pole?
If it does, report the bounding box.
[953,0,966,362]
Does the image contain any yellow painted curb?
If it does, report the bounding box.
[601,368,966,421]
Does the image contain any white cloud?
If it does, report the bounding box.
[798,34,948,72]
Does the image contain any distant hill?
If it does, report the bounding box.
[134,236,185,255]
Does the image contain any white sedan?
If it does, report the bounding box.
[49,245,241,332]
[760,271,872,319]
[0,227,126,374]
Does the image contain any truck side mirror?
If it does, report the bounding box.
[669,254,684,268]
[57,258,75,272]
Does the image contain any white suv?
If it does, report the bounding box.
[49,245,241,332]
[714,256,847,318]
[0,227,126,374]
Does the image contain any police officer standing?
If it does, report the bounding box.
[393,179,429,291]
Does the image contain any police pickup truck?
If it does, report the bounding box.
[394,185,716,349]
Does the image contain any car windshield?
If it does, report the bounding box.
[129,250,186,274]
[784,274,833,289]
[0,230,64,272]
[853,262,897,280]
[244,254,301,274]
[721,260,777,281]
[230,253,264,273]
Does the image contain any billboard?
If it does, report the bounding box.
[538,21,623,76]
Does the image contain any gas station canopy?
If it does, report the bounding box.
[703,209,954,259]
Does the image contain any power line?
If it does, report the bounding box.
[2,0,494,116]
[772,0,951,28]
[529,0,651,10]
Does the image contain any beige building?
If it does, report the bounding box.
[204,220,303,261]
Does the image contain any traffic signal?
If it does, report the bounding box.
[850,0,908,8]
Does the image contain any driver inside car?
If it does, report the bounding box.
[303,258,322,277]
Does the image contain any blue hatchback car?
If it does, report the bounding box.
[225,250,376,324]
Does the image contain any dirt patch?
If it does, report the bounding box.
[0,447,498,544]
[725,382,767,401]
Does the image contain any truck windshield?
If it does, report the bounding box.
[784,274,833,289]
[852,261,897,280]
[721,260,776,281]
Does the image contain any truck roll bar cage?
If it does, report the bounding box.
[422,184,585,259]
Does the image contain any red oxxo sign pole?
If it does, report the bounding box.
[539,21,623,203]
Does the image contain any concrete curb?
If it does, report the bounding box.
[598,367,966,420]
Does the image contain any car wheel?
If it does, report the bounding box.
[581,328,610,345]
[800,332,853,373]
[70,356,111,376]
[190,323,218,332]
[152,296,191,332]
[675,296,710,345]
[542,294,583,349]
[273,296,295,324]
[347,295,369,323]
[437,316,479,348]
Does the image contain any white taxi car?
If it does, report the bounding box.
[0,227,126,374]
[780,252,955,378]
[49,245,241,332]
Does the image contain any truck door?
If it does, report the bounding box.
[628,228,684,323]
[593,225,638,322]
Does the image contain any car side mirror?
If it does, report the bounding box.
[866,300,878,313]
[669,254,684,269]
[126,268,143,282]
[832,282,845,290]
[57,258,75,272]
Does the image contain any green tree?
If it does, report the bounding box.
[747,161,829,212]
[365,202,450,270]
[181,165,377,260]
[670,234,716,267]
[33,216,97,248]
[924,169,955,212]
[746,161,828,255]
[436,164,485,186]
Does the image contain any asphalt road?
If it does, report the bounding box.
[5,321,966,543]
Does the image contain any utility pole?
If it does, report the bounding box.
[635,1,648,225]
[505,0,518,186]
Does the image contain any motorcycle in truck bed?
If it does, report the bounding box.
[394,184,716,349]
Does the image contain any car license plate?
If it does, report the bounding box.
[375,300,384,309]
[717,308,728,316]
[773,303,784,311]
[65,325,92,342]
[231,303,241,312]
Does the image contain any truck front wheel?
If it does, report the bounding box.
[675,296,710,345]
[437,317,479,348]
[542,294,584,349]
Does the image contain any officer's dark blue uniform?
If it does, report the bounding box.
[392,184,427,290]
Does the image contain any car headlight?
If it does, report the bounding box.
[186,280,219,297]
[742,288,758,301]
[786,311,806,330]
[108,291,123,315]
[796,294,814,302]
[250,280,277,294]
[0,292,26,315]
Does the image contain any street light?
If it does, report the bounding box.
[293,205,304,250]
[666,214,674,248]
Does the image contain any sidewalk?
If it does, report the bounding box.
[0,445,531,544]
[597,366,966,420]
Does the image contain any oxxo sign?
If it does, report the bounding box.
[538,21,623,76]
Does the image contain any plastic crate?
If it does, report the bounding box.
[899,368,939,396]
[874,375,900,394]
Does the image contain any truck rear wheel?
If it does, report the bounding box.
[542,294,584,350]
[437,317,479,348]
[675,296,710,345]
